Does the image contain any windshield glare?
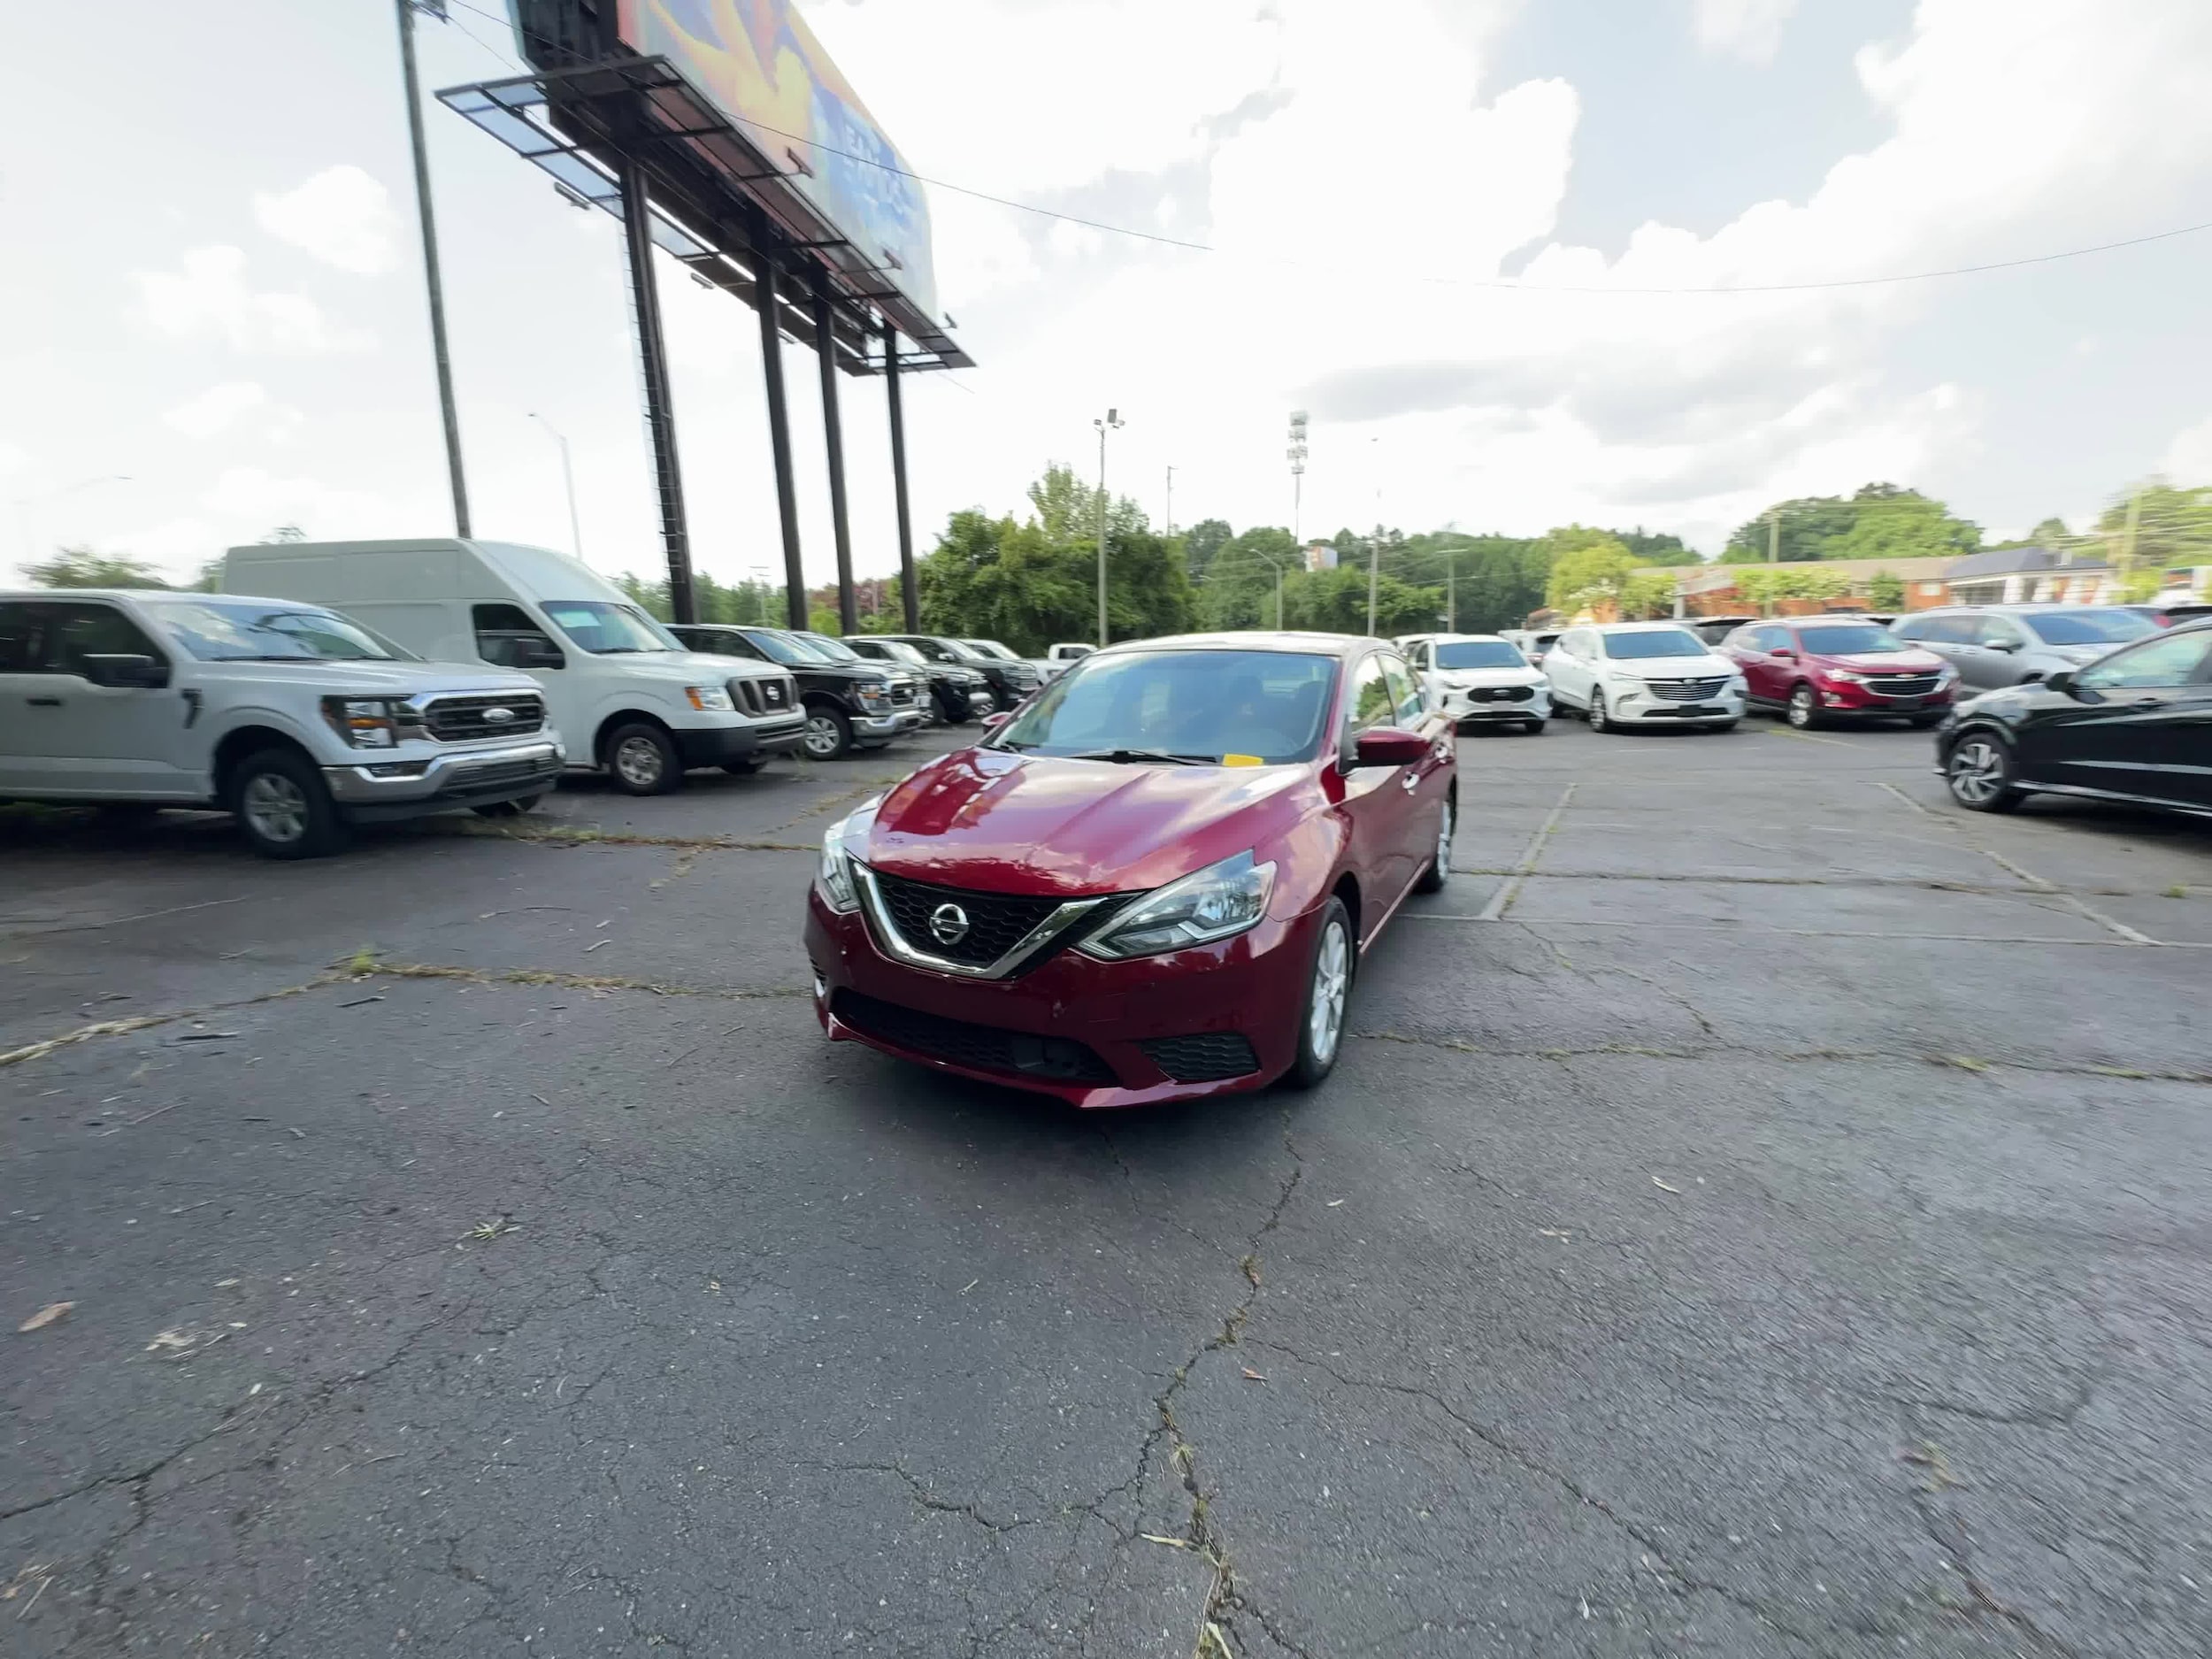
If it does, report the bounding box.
[996,649,1337,764]
[2024,610,2157,647]
[1601,629,1708,660]
[1797,624,1904,655]
[158,601,407,663]
[964,640,1018,660]
[876,641,928,666]
[1434,641,1526,670]
[800,633,862,662]
[740,629,816,666]
[542,601,681,654]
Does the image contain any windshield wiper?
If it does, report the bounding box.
[1068,748,1214,766]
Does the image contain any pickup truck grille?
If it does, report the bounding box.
[733,675,798,717]
[1647,677,1731,702]
[422,693,546,741]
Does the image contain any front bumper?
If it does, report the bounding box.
[854,707,926,741]
[672,718,806,767]
[323,739,564,821]
[1601,683,1747,724]
[1809,680,1956,718]
[804,887,1317,1108]
[1443,687,1548,723]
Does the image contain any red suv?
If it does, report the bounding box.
[1722,616,1957,728]
[803,634,1456,1107]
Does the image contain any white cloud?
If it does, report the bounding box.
[199,465,390,534]
[2162,416,2212,487]
[161,380,278,440]
[133,246,371,355]
[254,165,400,274]
[0,438,27,482]
[1693,0,1800,65]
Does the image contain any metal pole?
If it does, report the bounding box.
[1767,510,1779,564]
[618,156,694,622]
[1164,465,1174,536]
[1447,557,1455,633]
[530,413,583,560]
[1096,423,1109,646]
[1367,527,1380,637]
[756,261,805,630]
[884,319,918,633]
[814,287,857,635]
[396,0,470,538]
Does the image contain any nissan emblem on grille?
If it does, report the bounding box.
[929,903,971,946]
[480,706,515,725]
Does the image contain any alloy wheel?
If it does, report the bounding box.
[241,772,307,845]
[1588,692,1609,733]
[1949,739,2006,805]
[1435,796,1454,871]
[1310,918,1349,1065]
[804,714,842,759]
[1788,685,1815,728]
[614,734,665,790]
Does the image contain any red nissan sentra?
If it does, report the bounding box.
[803,634,1456,1107]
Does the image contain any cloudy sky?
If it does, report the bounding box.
[4,0,2210,593]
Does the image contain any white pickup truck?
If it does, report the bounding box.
[0,588,564,857]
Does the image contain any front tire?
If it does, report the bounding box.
[1786,683,1820,729]
[1414,794,1454,894]
[604,722,681,795]
[1284,897,1354,1091]
[803,703,854,760]
[232,748,348,859]
[1523,719,1546,735]
[1946,732,2024,813]
[1587,690,1612,733]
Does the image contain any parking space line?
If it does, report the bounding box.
[1476,783,1577,922]
[1877,780,1945,819]
[1403,914,2194,948]
[1763,726,1860,749]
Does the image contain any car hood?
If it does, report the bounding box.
[1604,654,1736,680]
[1819,650,1947,672]
[204,659,541,696]
[1436,665,1544,688]
[859,748,1310,897]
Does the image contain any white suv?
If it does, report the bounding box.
[1542,621,1747,733]
[0,588,565,857]
[1402,634,1551,733]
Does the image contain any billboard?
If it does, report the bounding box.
[617,1,940,323]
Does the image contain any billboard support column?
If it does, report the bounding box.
[618,156,695,622]
[757,261,807,631]
[814,288,857,635]
[395,0,470,539]
[884,319,918,633]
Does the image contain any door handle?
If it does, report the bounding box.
[27,695,63,707]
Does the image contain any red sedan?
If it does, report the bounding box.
[1721,615,1958,728]
[803,634,1456,1107]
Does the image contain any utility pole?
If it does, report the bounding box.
[1164,465,1175,536]
[1287,411,1308,543]
[1367,524,1383,637]
[395,0,470,538]
[1767,508,1780,564]
[1446,557,1456,633]
[1094,409,1123,646]
[2119,485,2145,593]
[528,413,582,560]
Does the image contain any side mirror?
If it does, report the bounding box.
[980,710,1012,733]
[81,652,170,688]
[1353,726,1429,768]
[2043,669,2077,697]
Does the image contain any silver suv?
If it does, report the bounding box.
[1889,605,2162,694]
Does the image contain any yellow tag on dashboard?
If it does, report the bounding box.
[1222,753,1263,768]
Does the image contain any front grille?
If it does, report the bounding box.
[1141,1032,1260,1084]
[1867,674,1940,696]
[422,694,545,741]
[733,676,798,716]
[437,755,557,796]
[832,990,1119,1086]
[1466,685,1533,703]
[886,682,918,707]
[871,871,1070,968]
[1646,677,1730,702]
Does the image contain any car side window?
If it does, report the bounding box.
[473,603,562,669]
[0,602,46,672]
[1381,655,1423,724]
[1916,615,1968,644]
[1975,616,2025,649]
[36,603,165,676]
[1341,656,1394,747]
[715,633,769,661]
[2076,630,2212,691]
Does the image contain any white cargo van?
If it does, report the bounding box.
[223,540,804,794]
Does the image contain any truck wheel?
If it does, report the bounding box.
[233,748,349,859]
[803,703,853,760]
[605,722,681,795]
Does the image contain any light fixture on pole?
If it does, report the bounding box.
[1094,408,1123,646]
[1286,411,1308,542]
[528,412,583,561]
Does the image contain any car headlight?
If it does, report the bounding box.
[1823,669,1868,685]
[1935,663,1958,683]
[321,695,403,749]
[816,799,879,913]
[1079,850,1277,960]
[686,685,735,711]
[856,685,888,708]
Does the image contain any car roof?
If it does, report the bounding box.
[1094,631,1377,660]
[1,588,315,607]
[1593,620,1699,633]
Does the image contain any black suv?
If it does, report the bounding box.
[844,636,991,724]
[879,634,1040,711]
[668,625,922,759]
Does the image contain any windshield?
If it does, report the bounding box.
[1600,629,1708,660]
[739,628,817,666]
[902,636,979,664]
[157,601,409,663]
[876,640,929,666]
[995,649,1338,764]
[1796,624,1905,655]
[1434,641,1527,670]
[541,601,682,655]
[964,640,1018,661]
[799,633,863,663]
[2024,609,2158,647]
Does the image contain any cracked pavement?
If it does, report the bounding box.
[6,721,2212,1656]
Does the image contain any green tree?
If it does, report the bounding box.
[1866,570,1908,611]
[1618,569,1678,618]
[1182,518,1233,576]
[25,547,171,588]
[1722,484,1980,564]
[2095,482,2212,571]
[1544,535,1640,612]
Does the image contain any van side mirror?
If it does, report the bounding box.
[81,653,170,688]
[519,638,565,669]
[2043,669,2077,697]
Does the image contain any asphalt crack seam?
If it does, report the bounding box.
[353,960,810,1002]
[1243,1339,1819,1650]
[0,972,345,1070]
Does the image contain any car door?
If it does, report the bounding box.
[22,600,192,796]
[0,601,53,791]
[2022,629,2212,805]
[1334,652,1420,935]
[1545,629,1590,710]
[1381,651,1451,875]
[1736,626,1787,704]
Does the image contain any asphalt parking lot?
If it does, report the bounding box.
[6,716,2212,1658]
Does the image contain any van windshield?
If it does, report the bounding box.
[541,602,681,655]
[158,601,409,662]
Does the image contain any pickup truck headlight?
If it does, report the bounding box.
[1079,850,1276,960]
[816,799,879,913]
[856,684,889,709]
[686,685,735,711]
[321,695,402,749]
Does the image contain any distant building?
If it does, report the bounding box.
[1674,546,2129,618]
[1302,541,1337,572]
[1942,546,2111,605]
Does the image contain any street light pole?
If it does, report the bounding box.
[1287,411,1308,544]
[395,0,471,538]
[1094,409,1123,646]
[528,413,583,561]
[1164,464,1174,537]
